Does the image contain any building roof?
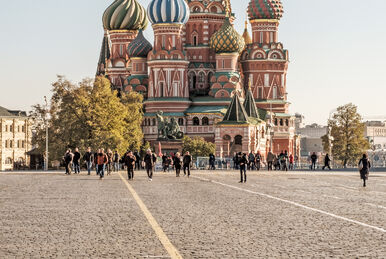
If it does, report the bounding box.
[127,30,153,58]
[210,17,245,54]
[97,35,111,75]
[0,106,27,117]
[248,0,284,21]
[103,0,148,30]
[244,88,260,119]
[221,94,249,123]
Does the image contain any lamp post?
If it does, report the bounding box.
[44,96,49,171]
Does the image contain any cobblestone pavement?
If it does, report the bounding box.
[0,170,385,258]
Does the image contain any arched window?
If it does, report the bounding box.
[178,118,184,126]
[193,117,200,126]
[202,117,209,125]
[234,135,243,145]
[5,157,12,164]
[210,6,218,13]
[193,35,198,46]
[188,71,197,90]
[198,72,205,83]
[223,135,231,141]
[193,6,200,13]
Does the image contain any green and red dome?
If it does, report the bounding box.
[248,0,284,20]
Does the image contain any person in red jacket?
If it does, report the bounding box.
[96,149,108,180]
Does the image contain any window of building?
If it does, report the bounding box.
[5,125,8,132]
[22,140,25,148]
[198,72,205,83]
[159,82,164,97]
[193,117,200,126]
[274,118,278,126]
[5,140,8,148]
[152,118,156,126]
[280,119,284,126]
[222,59,225,69]
[264,74,269,86]
[202,117,209,125]
[272,86,277,99]
[188,72,197,89]
[258,88,263,99]
[193,35,198,46]
[178,118,184,126]
[5,157,12,165]
[9,140,13,148]
[234,135,243,145]
[285,119,289,127]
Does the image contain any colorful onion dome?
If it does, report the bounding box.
[103,0,148,31]
[248,0,284,20]
[210,18,245,53]
[147,0,190,25]
[127,30,153,58]
[242,21,252,45]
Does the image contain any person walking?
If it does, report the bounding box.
[281,150,289,171]
[73,148,81,174]
[96,149,108,180]
[248,152,255,170]
[267,151,274,171]
[289,153,294,170]
[123,151,136,180]
[94,150,99,175]
[106,149,113,175]
[83,147,94,175]
[162,154,170,173]
[183,151,192,177]
[322,154,332,170]
[173,152,182,177]
[358,154,371,187]
[134,151,141,170]
[144,149,157,181]
[209,154,216,170]
[113,151,120,172]
[238,153,248,183]
[310,152,318,170]
[64,149,74,175]
[255,151,261,171]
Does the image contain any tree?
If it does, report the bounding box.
[182,136,215,158]
[31,76,144,162]
[323,103,370,167]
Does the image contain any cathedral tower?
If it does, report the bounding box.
[145,0,191,114]
[97,0,148,91]
[184,0,230,96]
[209,16,245,99]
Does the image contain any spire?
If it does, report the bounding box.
[222,0,232,17]
[96,34,111,76]
[242,20,252,45]
[244,88,260,119]
[222,93,249,123]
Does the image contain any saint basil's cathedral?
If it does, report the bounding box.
[97,0,300,160]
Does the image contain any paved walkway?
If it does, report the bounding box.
[1,170,385,258]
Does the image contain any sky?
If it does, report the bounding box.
[0,0,385,125]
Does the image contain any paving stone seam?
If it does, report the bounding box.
[193,176,386,234]
[117,173,183,259]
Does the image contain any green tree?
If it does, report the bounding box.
[182,136,215,158]
[323,103,370,167]
[31,76,144,162]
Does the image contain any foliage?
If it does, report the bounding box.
[31,76,143,162]
[182,136,215,158]
[140,141,151,158]
[322,103,370,167]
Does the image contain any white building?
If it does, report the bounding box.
[365,121,386,150]
[0,106,32,171]
[296,122,328,157]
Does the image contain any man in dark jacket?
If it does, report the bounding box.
[134,151,141,170]
[310,152,318,170]
[144,149,157,181]
[64,149,73,175]
[322,154,331,170]
[83,147,94,175]
[123,151,136,180]
[248,152,255,170]
[183,151,192,177]
[209,154,216,170]
[238,153,248,183]
[73,148,81,174]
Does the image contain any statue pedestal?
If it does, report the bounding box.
[155,139,183,156]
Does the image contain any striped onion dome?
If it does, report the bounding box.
[127,30,153,58]
[147,0,190,25]
[248,0,284,20]
[210,18,245,53]
[103,0,148,30]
